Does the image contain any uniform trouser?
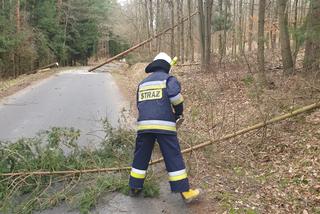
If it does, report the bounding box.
[129,133,190,192]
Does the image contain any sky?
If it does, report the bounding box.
[117,0,127,6]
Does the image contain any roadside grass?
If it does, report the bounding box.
[0,69,59,99]
[0,120,159,214]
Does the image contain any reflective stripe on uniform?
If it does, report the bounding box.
[137,120,176,132]
[170,93,184,106]
[130,167,146,179]
[168,169,188,182]
[139,80,167,91]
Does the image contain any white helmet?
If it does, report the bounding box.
[153,52,172,64]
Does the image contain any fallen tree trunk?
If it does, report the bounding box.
[27,62,59,74]
[38,62,59,70]
[88,11,199,72]
[1,101,319,177]
[176,62,201,67]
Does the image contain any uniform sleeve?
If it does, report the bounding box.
[167,76,184,117]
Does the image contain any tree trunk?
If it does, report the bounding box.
[144,0,151,53]
[180,0,185,63]
[187,0,194,61]
[205,0,213,67]
[248,0,255,51]
[257,0,267,82]
[218,0,223,57]
[238,0,243,53]
[292,0,299,60]
[223,0,229,56]
[303,0,320,72]
[271,0,278,49]
[156,0,160,52]
[176,0,181,59]
[232,0,236,56]
[159,0,164,52]
[170,0,175,56]
[149,0,154,52]
[198,0,206,70]
[278,0,294,74]
[16,0,20,32]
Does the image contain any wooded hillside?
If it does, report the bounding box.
[0,0,128,78]
[117,0,319,75]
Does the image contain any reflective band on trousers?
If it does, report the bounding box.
[139,80,167,91]
[168,169,188,182]
[130,167,146,179]
[137,120,176,132]
[170,93,184,106]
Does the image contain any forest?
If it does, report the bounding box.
[0,0,129,78]
[115,0,320,74]
[1,0,320,78]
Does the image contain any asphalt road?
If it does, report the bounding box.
[0,66,127,147]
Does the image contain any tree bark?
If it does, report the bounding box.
[156,0,160,52]
[176,0,181,59]
[238,0,243,53]
[205,0,213,67]
[303,0,320,72]
[144,0,151,53]
[149,0,154,52]
[271,0,278,49]
[278,0,294,74]
[218,0,223,57]
[198,0,206,69]
[258,0,267,82]
[248,0,255,51]
[232,0,236,56]
[222,0,229,56]
[180,0,185,63]
[187,0,194,61]
[16,0,20,32]
[292,0,300,65]
[170,0,175,56]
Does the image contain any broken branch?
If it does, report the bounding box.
[1,101,319,177]
[88,11,199,72]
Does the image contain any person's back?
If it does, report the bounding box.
[128,52,200,203]
[137,69,179,134]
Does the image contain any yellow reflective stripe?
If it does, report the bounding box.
[138,125,177,132]
[139,84,166,91]
[171,96,184,106]
[130,171,146,179]
[169,172,188,182]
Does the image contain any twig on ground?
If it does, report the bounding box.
[1,101,319,178]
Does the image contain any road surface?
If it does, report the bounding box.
[0,66,127,147]
[40,180,190,214]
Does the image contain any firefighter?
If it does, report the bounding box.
[129,52,200,203]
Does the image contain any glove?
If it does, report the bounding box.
[176,115,184,129]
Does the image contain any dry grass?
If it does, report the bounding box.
[176,56,320,214]
[0,68,63,100]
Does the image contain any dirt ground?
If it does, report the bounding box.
[114,57,320,214]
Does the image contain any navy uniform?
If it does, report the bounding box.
[129,53,200,201]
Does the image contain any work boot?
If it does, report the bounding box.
[181,189,201,203]
[129,188,142,197]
